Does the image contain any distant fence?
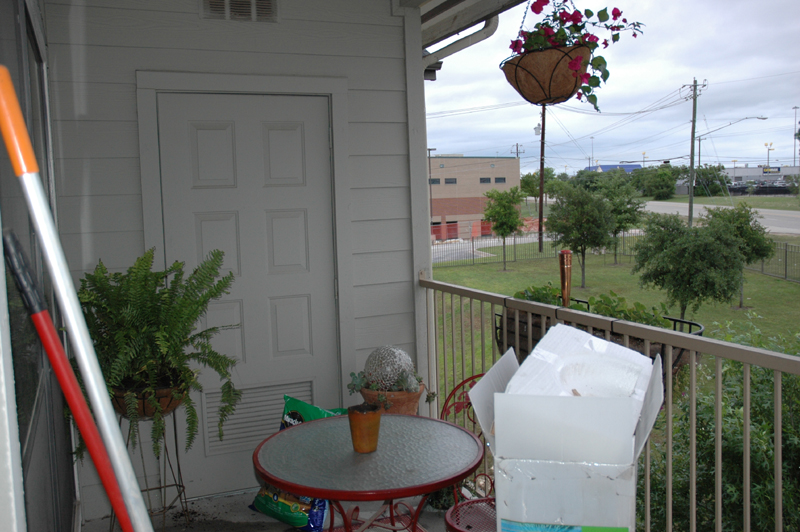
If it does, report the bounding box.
[746,242,800,282]
[431,231,645,266]
[433,232,800,284]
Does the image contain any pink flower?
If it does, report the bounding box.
[579,72,591,85]
[531,0,549,15]
[519,30,529,40]
[576,91,583,100]
[543,26,555,36]
[558,10,570,23]
[612,7,622,20]
[570,10,583,24]
[602,39,609,48]
[567,55,584,71]
[632,32,637,38]
[622,18,627,23]
[510,39,523,54]
[583,34,599,43]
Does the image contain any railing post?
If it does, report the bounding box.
[785,244,788,280]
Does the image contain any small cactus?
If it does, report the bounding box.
[363,346,415,390]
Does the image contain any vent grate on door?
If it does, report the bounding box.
[202,0,276,22]
[202,380,312,455]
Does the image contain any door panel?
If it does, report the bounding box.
[156,92,340,496]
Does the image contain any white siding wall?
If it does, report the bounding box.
[43,0,426,519]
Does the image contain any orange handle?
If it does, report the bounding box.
[0,65,39,176]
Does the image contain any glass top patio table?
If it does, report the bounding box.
[253,413,484,501]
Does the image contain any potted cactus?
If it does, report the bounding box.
[347,346,436,415]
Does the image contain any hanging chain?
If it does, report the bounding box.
[518,0,533,36]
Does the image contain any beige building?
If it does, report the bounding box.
[429,155,521,239]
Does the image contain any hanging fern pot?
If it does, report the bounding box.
[111,386,185,419]
[500,45,590,105]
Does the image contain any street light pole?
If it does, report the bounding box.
[538,105,546,253]
[794,106,799,167]
[732,159,737,182]
[642,151,648,168]
[765,142,774,167]
[427,147,436,225]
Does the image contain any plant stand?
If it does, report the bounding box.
[109,412,189,531]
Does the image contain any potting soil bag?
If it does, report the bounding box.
[279,394,346,430]
[252,395,344,530]
[252,484,329,531]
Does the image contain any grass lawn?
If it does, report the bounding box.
[433,253,800,340]
[653,194,799,211]
[770,234,800,245]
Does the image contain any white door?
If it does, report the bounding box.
[156,92,340,496]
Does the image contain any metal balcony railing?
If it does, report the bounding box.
[420,273,800,532]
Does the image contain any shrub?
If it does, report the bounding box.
[514,283,668,328]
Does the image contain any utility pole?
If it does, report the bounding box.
[539,104,546,252]
[688,79,699,227]
[697,137,703,167]
[511,143,525,158]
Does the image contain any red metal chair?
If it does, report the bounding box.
[439,375,496,532]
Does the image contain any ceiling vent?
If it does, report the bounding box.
[203,0,277,22]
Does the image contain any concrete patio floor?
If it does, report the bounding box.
[81,489,450,532]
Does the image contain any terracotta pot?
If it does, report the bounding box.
[347,403,382,453]
[500,45,590,105]
[111,387,184,419]
[359,383,425,415]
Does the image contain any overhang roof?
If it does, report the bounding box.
[404,0,527,48]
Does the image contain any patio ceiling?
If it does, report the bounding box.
[405,0,528,48]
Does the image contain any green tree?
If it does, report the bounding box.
[694,164,729,196]
[701,203,775,307]
[483,187,525,271]
[646,167,678,199]
[520,167,555,202]
[572,169,603,191]
[597,175,645,264]
[633,213,744,320]
[546,183,613,288]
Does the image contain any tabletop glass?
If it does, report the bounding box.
[254,414,483,499]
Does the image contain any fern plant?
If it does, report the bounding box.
[77,247,242,457]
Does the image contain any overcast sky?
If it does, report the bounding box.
[423,0,800,176]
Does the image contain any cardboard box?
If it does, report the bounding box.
[469,324,664,532]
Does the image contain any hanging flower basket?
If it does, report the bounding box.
[500,45,590,105]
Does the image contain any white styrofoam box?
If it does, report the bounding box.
[468,324,665,532]
[496,460,637,531]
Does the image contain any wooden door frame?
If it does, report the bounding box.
[135,71,354,407]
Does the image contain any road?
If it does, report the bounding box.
[644,202,800,235]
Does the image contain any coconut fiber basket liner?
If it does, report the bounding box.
[500,45,590,105]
